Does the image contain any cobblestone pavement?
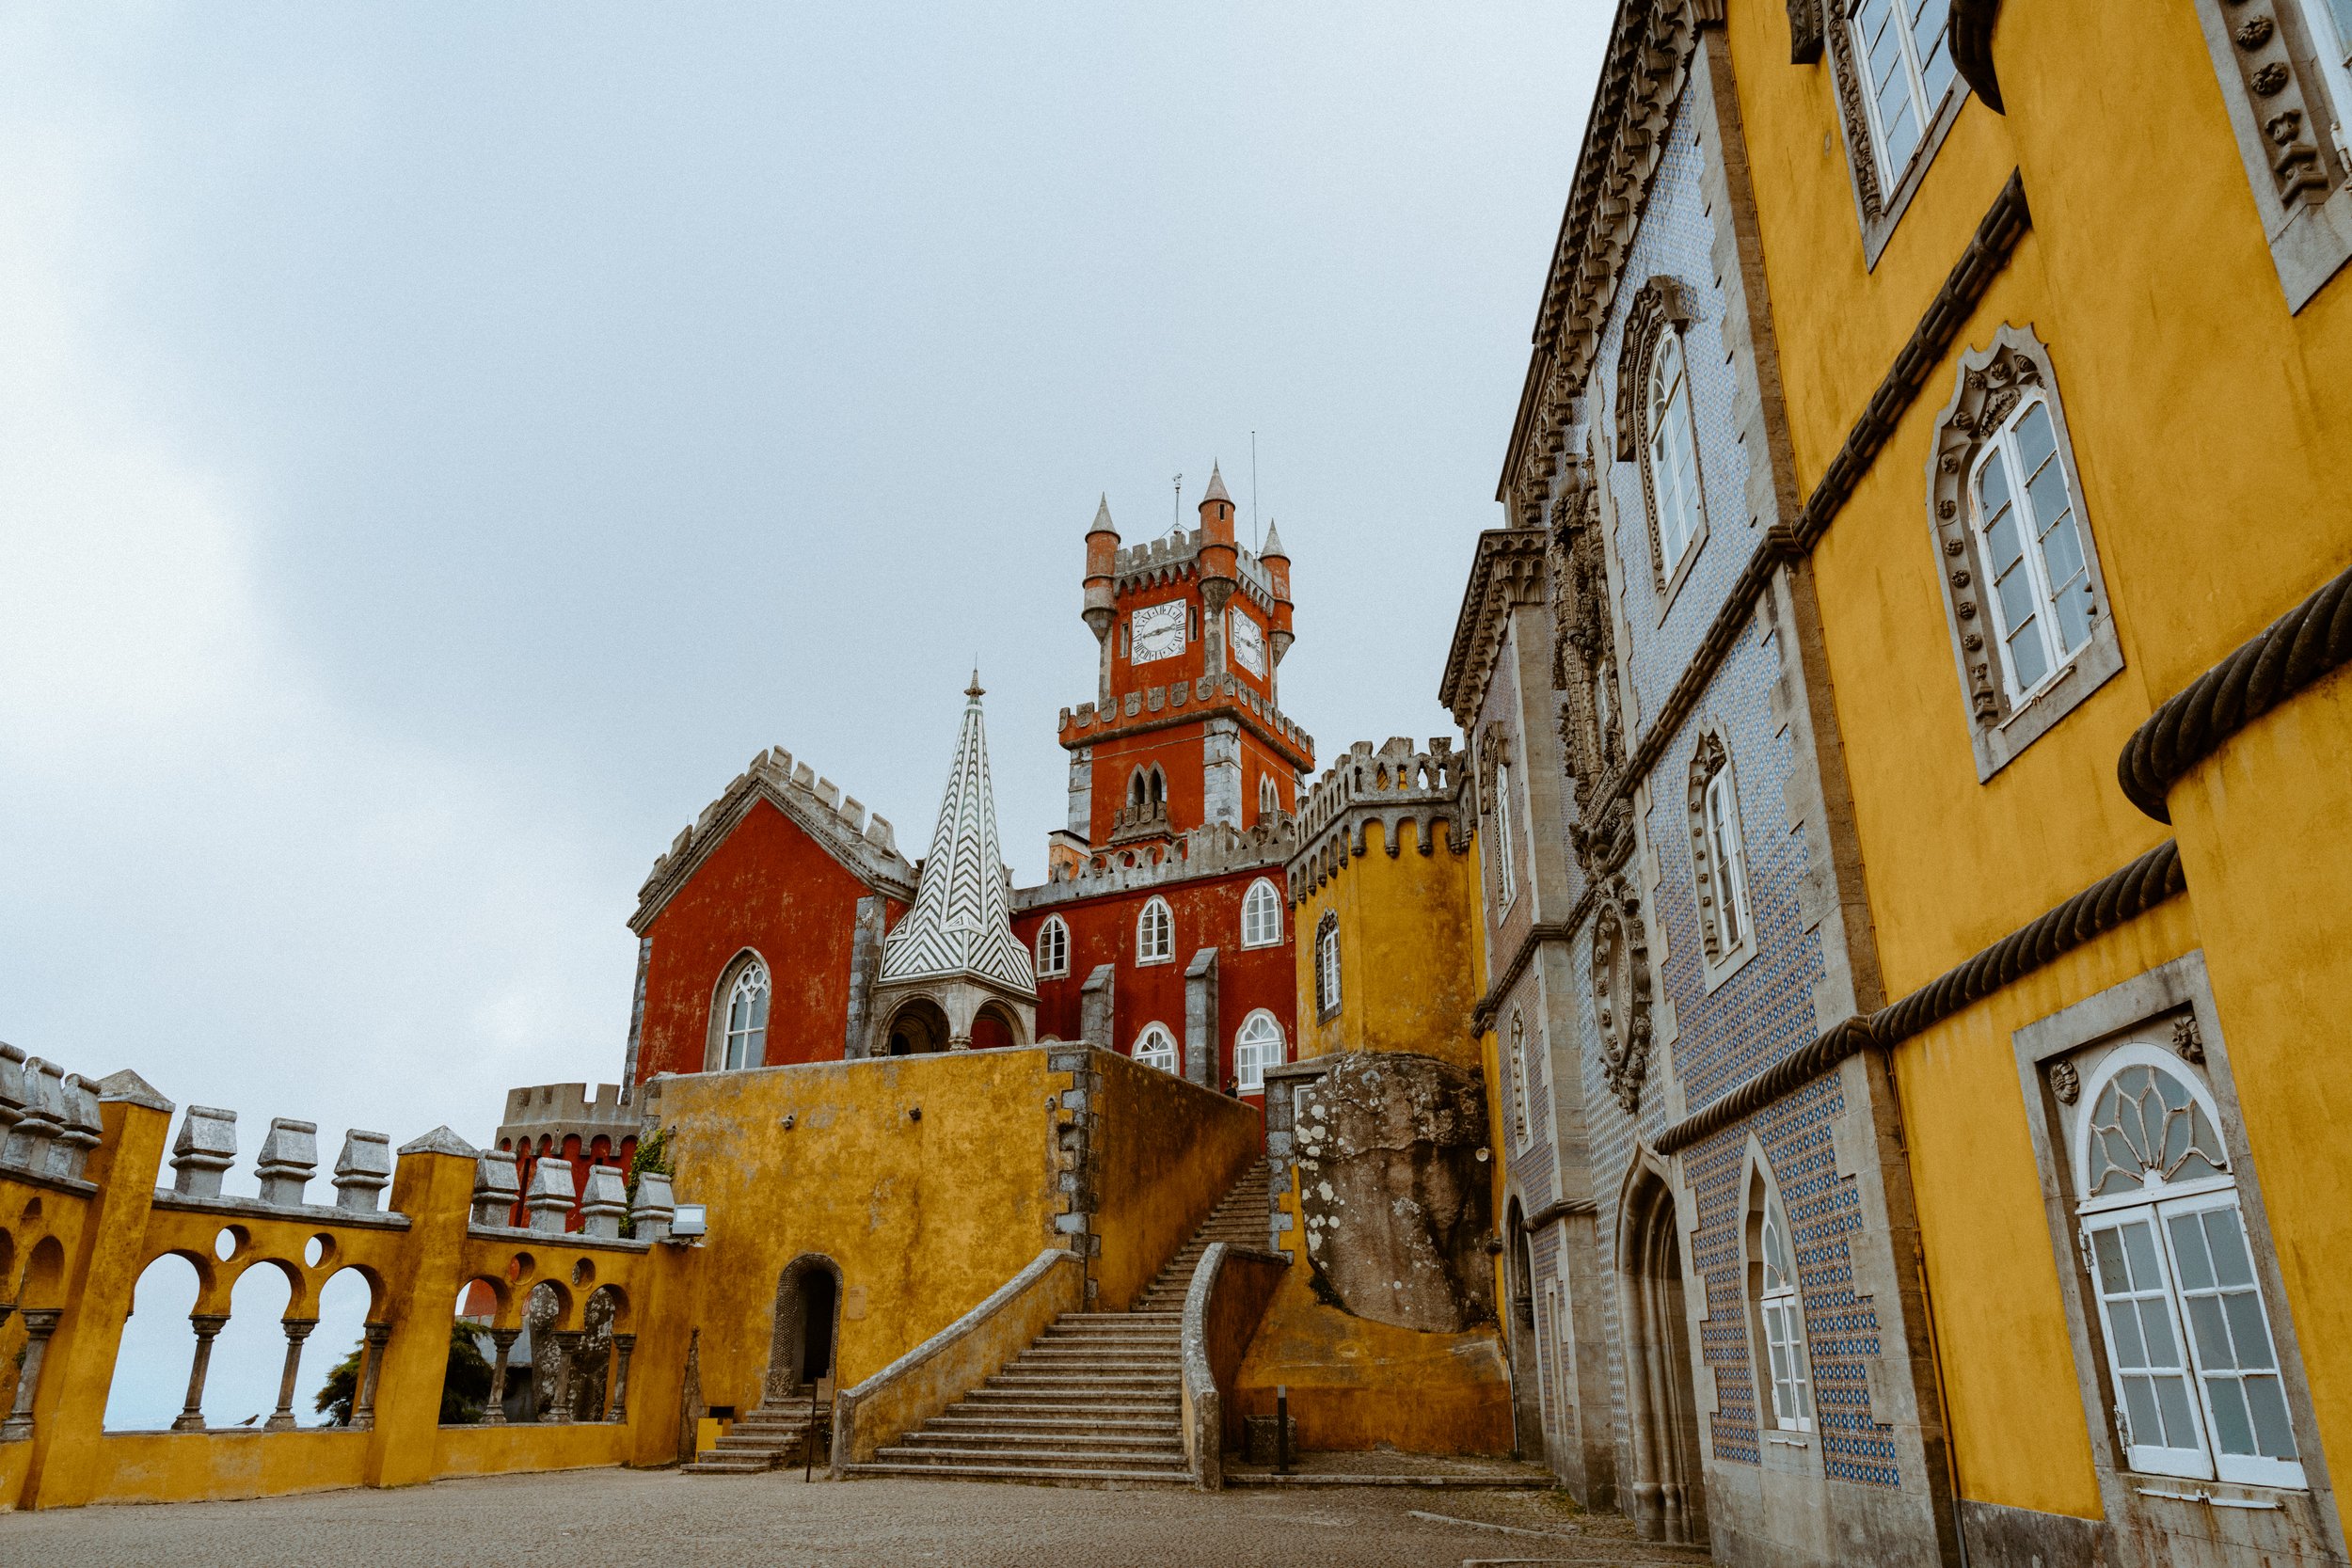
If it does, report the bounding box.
[2,1468,1714,1568]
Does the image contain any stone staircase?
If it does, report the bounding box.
[846,1161,1271,1486]
[682,1392,825,1474]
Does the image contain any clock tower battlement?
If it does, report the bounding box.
[1057,467,1312,859]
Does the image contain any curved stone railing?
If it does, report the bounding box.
[830,1244,1084,1475]
[1178,1242,1290,1490]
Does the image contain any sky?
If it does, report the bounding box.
[3,4,1607,1418]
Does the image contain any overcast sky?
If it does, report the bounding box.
[2,1,1606,1251]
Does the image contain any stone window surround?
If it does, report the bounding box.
[1509,1009,1534,1150]
[1820,0,1970,270]
[1135,895,1175,966]
[1034,914,1070,978]
[1614,277,1713,617]
[703,946,770,1072]
[1239,877,1284,950]
[2190,0,2352,312]
[1314,910,1342,1022]
[1739,1138,1818,1449]
[1923,324,2124,783]
[1685,722,1759,994]
[2010,951,2345,1557]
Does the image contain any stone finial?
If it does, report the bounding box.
[523,1159,576,1235]
[3,1057,67,1174]
[56,1076,103,1181]
[170,1104,239,1198]
[470,1148,521,1227]
[578,1166,628,1240]
[0,1043,25,1144]
[630,1172,675,1244]
[333,1131,393,1212]
[254,1117,320,1207]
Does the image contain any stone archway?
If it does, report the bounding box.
[764,1255,844,1403]
[1617,1153,1707,1545]
[971,1001,1024,1051]
[1504,1199,1545,1459]
[885,998,949,1056]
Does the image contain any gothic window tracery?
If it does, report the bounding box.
[1615,278,1708,600]
[1747,1174,1814,1433]
[1035,915,1070,978]
[717,955,770,1071]
[1687,732,1754,970]
[1133,1022,1179,1074]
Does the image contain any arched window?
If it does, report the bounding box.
[1747,1175,1812,1433]
[1129,769,1148,810]
[1035,916,1070,978]
[1133,1022,1178,1074]
[1233,1011,1283,1092]
[1313,911,1341,1018]
[1971,394,2092,704]
[1508,1011,1532,1148]
[1136,896,1173,964]
[1846,0,1958,190]
[1149,767,1167,807]
[1259,776,1280,816]
[720,958,770,1070]
[2071,1045,2303,1488]
[1645,330,1705,578]
[1689,733,1753,967]
[1240,879,1283,949]
[1493,758,1518,904]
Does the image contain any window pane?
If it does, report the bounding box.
[2246,1375,2300,1458]
[2138,1298,2183,1367]
[2153,1373,2201,1449]
[2202,1208,2256,1289]
[2106,1299,2150,1367]
[2122,1375,2163,1446]
[2221,1291,2277,1370]
[2092,1228,2129,1291]
[2205,1376,2259,1456]
[2015,404,2058,473]
[2122,1220,2165,1291]
[2326,0,2352,65]
[2167,1213,2217,1291]
[2185,1294,2233,1368]
[1909,0,1957,103]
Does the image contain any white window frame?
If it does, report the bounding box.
[1508,1012,1533,1148]
[1035,915,1070,979]
[1233,1010,1284,1092]
[2073,1044,2307,1489]
[1492,758,1518,907]
[1970,394,2096,707]
[1240,879,1283,950]
[2304,0,2352,147]
[1644,329,1705,578]
[721,957,770,1071]
[1755,1199,1814,1433]
[1136,896,1174,965]
[1848,0,1959,191]
[1133,1022,1179,1074]
[1314,911,1341,1018]
[1703,764,1751,957]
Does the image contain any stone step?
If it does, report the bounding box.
[952,1396,1179,1416]
[901,1430,1182,1452]
[1055,1312,1180,1323]
[929,1416,1179,1437]
[985,1376,1181,1395]
[1011,1352,1181,1369]
[876,1443,1182,1466]
[845,1460,1191,1486]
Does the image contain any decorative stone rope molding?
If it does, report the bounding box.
[1657,839,2187,1154]
[2118,560,2352,822]
[1950,0,2005,112]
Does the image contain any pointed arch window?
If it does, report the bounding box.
[1258,776,1280,817]
[1234,1010,1284,1092]
[716,956,770,1071]
[2071,1045,2304,1488]
[1616,278,1708,601]
[1240,879,1283,949]
[1133,1022,1178,1074]
[1747,1175,1813,1433]
[1688,734,1754,974]
[1035,916,1070,979]
[1136,896,1174,964]
[1508,1011,1533,1149]
[1313,911,1341,1020]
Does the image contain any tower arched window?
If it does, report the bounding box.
[713,954,770,1071]
[2070,1045,2303,1487]
[1133,1022,1178,1074]
[1035,915,1070,978]
[1313,911,1341,1020]
[1136,896,1174,964]
[1747,1171,1812,1433]
[1259,776,1280,817]
[1240,879,1283,949]
[1233,1010,1284,1092]
[1149,767,1167,807]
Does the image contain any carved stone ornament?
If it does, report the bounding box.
[1476,721,1512,816]
[1613,277,1701,464]
[2172,1013,2207,1065]
[1788,0,1823,64]
[1593,887,1655,1116]
[2219,5,2331,205]
[1547,465,1628,876]
[2049,1059,2081,1105]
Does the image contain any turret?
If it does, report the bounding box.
[1262,517,1295,668]
[1084,494,1120,710]
[1198,463,1238,676]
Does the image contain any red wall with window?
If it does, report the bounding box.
[633,799,902,1081]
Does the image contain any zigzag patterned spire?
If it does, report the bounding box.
[879,673,1036,993]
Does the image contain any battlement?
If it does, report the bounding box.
[1112,527,1277,609]
[635,742,916,927]
[496,1082,641,1148]
[1012,814,1299,910]
[1287,736,1470,902]
[1057,673,1313,764]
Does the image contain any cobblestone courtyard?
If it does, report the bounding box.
[4,1468,1711,1568]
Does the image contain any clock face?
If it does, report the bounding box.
[1130,599,1186,663]
[1230,608,1267,677]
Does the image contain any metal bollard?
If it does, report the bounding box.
[1276,1384,1290,1475]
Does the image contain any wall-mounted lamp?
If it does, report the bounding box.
[668,1203,708,1242]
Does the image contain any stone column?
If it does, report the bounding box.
[171,1313,230,1433]
[264,1318,318,1433]
[350,1323,390,1432]
[481,1328,519,1426]
[0,1307,57,1442]
[543,1331,582,1423]
[608,1333,636,1422]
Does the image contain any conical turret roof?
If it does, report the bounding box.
[1202,463,1232,505]
[879,674,1036,993]
[1259,518,1288,560]
[1089,493,1117,534]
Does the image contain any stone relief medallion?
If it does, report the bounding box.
[1593,886,1654,1115]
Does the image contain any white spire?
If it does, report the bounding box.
[879,673,1035,994]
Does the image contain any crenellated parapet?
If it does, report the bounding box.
[1057,672,1313,768]
[1011,815,1299,911]
[1107,525,1281,614]
[0,1042,103,1187]
[632,743,915,931]
[1285,736,1470,904]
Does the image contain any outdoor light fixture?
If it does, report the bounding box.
[668,1203,708,1241]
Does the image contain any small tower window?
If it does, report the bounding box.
[1314,911,1342,1019]
[1240,879,1283,949]
[1035,915,1070,978]
[1233,1010,1284,1092]
[1134,1022,1179,1074]
[1259,776,1280,817]
[1136,896,1174,964]
[719,956,770,1071]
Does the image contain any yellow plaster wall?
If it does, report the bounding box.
[1293,818,1481,1069]
[82,1431,370,1506]
[1089,1049,1263,1312]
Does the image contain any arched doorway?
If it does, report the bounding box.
[1618,1157,1706,1545]
[765,1256,843,1403]
[886,998,949,1056]
[971,1002,1021,1051]
[1504,1199,1545,1459]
